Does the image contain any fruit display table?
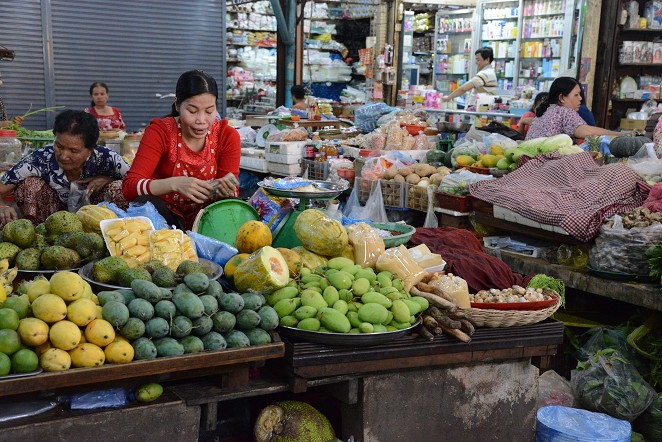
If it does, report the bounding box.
[0,338,284,399]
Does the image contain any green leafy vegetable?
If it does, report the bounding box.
[526,274,565,307]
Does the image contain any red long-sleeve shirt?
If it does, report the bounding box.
[122,117,240,227]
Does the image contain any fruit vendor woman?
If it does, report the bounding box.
[122,70,240,230]
[525,77,624,141]
[0,109,129,226]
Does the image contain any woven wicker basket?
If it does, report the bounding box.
[460,295,562,328]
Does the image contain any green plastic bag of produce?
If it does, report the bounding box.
[571,349,656,422]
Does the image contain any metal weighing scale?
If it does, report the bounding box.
[258,180,348,249]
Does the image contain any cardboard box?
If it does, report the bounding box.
[620,118,648,131]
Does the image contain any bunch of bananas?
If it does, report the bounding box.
[0,258,18,302]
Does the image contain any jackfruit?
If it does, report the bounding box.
[254,400,336,442]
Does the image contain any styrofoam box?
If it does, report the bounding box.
[240,156,269,172]
[268,161,301,176]
[266,140,307,155]
[265,152,301,165]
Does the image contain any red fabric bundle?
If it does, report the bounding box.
[409,227,534,292]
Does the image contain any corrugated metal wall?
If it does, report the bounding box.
[0,0,48,129]
[0,0,226,131]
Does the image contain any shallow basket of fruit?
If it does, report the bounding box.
[278,321,420,346]
[79,258,222,292]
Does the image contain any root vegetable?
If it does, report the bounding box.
[383,167,399,180]
[418,322,435,341]
[416,282,458,306]
[428,306,462,329]
[410,287,457,312]
[394,174,405,183]
[398,166,412,177]
[423,314,439,331]
[405,173,421,184]
[439,323,471,342]
[459,319,475,335]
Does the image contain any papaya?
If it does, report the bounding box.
[235,220,272,254]
[233,247,289,295]
[291,246,328,271]
[223,253,249,284]
[293,209,348,257]
[276,248,302,278]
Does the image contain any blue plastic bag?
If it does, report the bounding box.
[187,231,238,268]
[127,201,168,230]
[65,388,129,410]
[536,406,631,442]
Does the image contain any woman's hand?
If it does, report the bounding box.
[0,205,18,226]
[78,176,114,197]
[168,176,214,204]
[12,116,24,126]
[210,173,238,199]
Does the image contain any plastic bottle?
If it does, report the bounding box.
[0,130,23,164]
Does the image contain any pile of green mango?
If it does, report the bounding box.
[102,272,279,359]
[268,257,428,334]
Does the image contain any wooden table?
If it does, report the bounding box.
[487,250,662,312]
[0,340,284,399]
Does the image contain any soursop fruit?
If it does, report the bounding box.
[40,245,80,270]
[15,248,41,270]
[91,256,129,284]
[45,210,83,236]
[3,219,35,248]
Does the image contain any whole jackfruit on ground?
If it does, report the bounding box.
[254,400,336,442]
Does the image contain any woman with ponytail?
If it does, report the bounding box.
[122,70,240,230]
[526,77,623,141]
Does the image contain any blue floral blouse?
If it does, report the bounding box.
[0,145,129,203]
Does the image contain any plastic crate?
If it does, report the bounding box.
[300,159,329,180]
[354,178,405,208]
[434,191,472,212]
[406,183,435,212]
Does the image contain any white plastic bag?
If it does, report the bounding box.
[68,182,90,212]
[627,143,662,182]
[423,186,438,228]
[345,179,388,223]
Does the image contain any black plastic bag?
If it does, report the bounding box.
[480,121,524,141]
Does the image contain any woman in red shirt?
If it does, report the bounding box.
[122,70,240,230]
[84,82,126,131]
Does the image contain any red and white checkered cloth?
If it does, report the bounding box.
[469,152,651,242]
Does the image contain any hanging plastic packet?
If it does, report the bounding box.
[150,229,186,271]
[181,234,199,262]
[346,222,385,269]
[99,217,154,267]
[376,246,427,293]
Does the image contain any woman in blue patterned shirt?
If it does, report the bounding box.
[0,110,129,225]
